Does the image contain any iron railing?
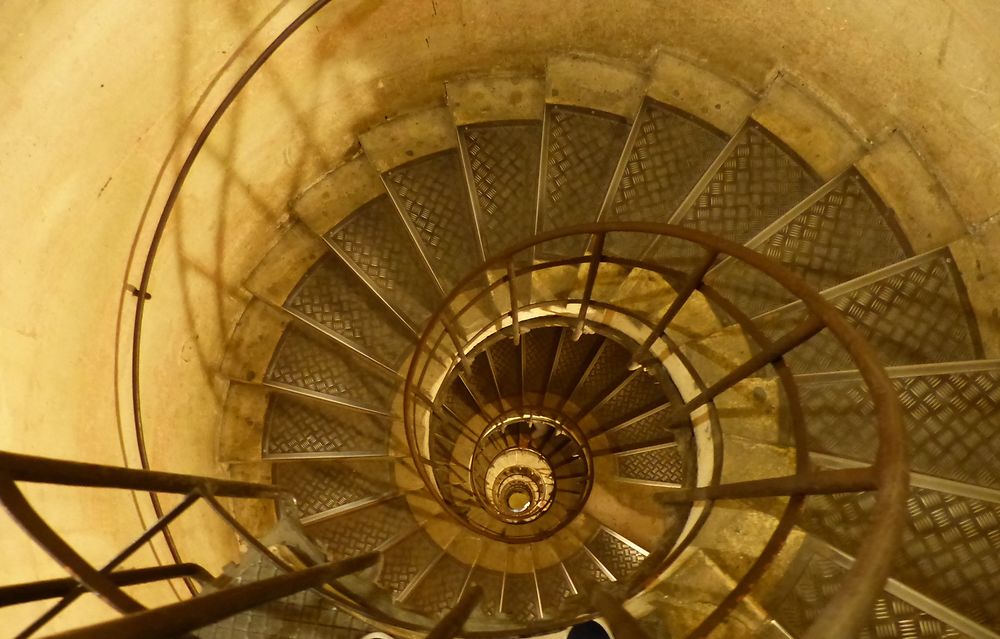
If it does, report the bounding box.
[0,451,485,638]
[403,223,909,639]
[13,0,906,629]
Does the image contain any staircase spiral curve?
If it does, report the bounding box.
[196,55,995,639]
[6,9,1000,638]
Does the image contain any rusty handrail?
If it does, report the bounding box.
[126,0,337,601]
[0,455,288,637]
[45,554,379,639]
[403,222,908,639]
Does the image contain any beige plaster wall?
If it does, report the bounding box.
[1,0,998,631]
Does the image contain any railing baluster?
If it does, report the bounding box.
[684,312,825,412]
[628,249,719,369]
[441,312,474,376]
[590,586,653,639]
[0,451,280,498]
[427,583,484,639]
[17,491,201,638]
[655,467,879,504]
[0,564,211,608]
[398,221,908,639]
[507,261,521,345]
[0,473,144,613]
[573,232,606,341]
[46,554,380,639]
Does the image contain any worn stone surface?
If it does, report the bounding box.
[447,73,545,124]
[949,222,1000,357]
[359,107,457,172]
[546,54,647,118]
[293,157,386,236]
[752,75,867,180]
[856,131,968,253]
[243,222,330,305]
[647,52,756,135]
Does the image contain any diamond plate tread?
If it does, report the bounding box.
[799,488,1000,629]
[589,369,669,429]
[197,550,372,639]
[608,101,728,224]
[769,546,967,639]
[800,369,1000,488]
[305,495,418,561]
[265,327,397,410]
[377,528,443,598]
[403,552,471,616]
[522,327,561,395]
[534,563,576,616]
[586,529,645,581]
[501,572,540,623]
[563,546,614,586]
[488,339,522,401]
[264,394,388,456]
[547,332,603,398]
[607,409,681,449]
[463,122,542,257]
[759,253,980,373]
[541,105,630,254]
[706,172,910,319]
[272,460,395,519]
[616,446,686,483]
[285,253,414,368]
[568,340,633,412]
[384,151,482,290]
[466,565,505,617]
[668,123,821,271]
[325,195,440,326]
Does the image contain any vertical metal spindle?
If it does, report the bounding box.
[628,249,719,369]
[507,260,521,345]
[573,232,606,341]
[427,584,484,639]
[590,587,653,639]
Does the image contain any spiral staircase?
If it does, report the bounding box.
[3,13,1000,639]
[194,55,995,637]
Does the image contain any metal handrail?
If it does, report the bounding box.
[126,0,337,600]
[403,222,908,639]
[0,453,282,636]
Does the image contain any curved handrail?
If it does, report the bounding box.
[113,0,907,632]
[403,222,908,639]
[126,0,337,596]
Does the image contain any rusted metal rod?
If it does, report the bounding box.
[590,586,653,639]
[655,467,878,504]
[628,249,719,369]
[0,474,144,614]
[46,554,380,639]
[573,232,606,340]
[401,222,908,639]
[16,492,201,638]
[684,312,826,412]
[507,261,521,345]
[0,451,281,498]
[426,584,483,639]
[0,563,210,608]
[441,312,474,376]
